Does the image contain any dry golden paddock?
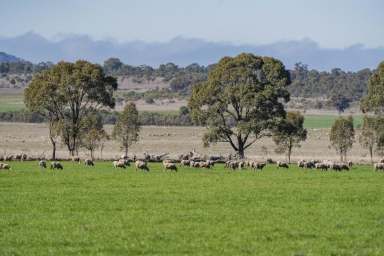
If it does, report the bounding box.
[0,122,373,163]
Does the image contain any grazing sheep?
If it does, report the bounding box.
[163,159,176,164]
[84,159,94,166]
[297,160,305,168]
[374,163,384,171]
[315,162,328,171]
[122,159,130,166]
[340,163,350,171]
[21,153,27,161]
[206,160,215,167]
[238,161,247,169]
[50,161,63,170]
[4,155,13,161]
[181,160,190,166]
[72,157,81,163]
[135,160,149,172]
[113,160,126,169]
[39,160,47,168]
[198,161,211,168]
[191,161,201,168]
[331,163,342,171]
[250,161,266,171]
[304,161,315,169]
[276,161,289,169]
[0,163,10,170]
[225,160,239,170]
[163,162,178,172]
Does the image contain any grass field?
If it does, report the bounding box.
[1,162,383,255]
[0,90,25,112]
[303,115,363,129]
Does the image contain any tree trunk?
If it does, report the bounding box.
[50,136,56,160]
[369,146,373,164]
[238,140,245,159]
[287,147,292,164]
[90,149,94,161]
[100,144,104,160]
[287,140,292,164]
[124,146,128,159]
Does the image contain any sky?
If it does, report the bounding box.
[0,0,383,48]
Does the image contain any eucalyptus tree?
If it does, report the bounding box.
[189,53,291,158]
[25,60,117,157]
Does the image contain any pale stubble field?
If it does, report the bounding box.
[0,122,372,163]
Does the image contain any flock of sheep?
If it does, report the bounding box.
[2,152,384,172]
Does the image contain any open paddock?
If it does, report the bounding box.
[0,122,375,163]
[0,161,383,255]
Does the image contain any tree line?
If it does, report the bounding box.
[18,55,384,162]
[2,57,373,105]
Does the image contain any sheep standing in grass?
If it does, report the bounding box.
[163,162,177,172]
[135,160,149,172]
[251,161,266,171]
[39,160,47,168]
[50,161,63,170]
[374,163,384,171]
[84,159,94,166]
[315,162,328,171]
[0,163,10,170]
[297,160,305,168]
[181,160,190,166]
[225,160,239,170]
[113,160,126,169]
[276,161,289,169]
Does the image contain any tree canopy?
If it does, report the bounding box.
[112,102,140,158]
[272,111,307,163]
[25,60,117,156]
[361,61,384,114]
[189,53,290,158]
[329,116,355,162]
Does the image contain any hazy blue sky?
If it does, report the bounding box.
[0,0,383,48]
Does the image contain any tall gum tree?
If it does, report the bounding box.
[25,60,117,157]
[189,53,290,158]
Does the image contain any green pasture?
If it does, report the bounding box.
[0,162,383,255]
[0,92,25,112]
[303,114,363,129]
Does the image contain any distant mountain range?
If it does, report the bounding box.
[0,32,383,71]
[0,52,23,63]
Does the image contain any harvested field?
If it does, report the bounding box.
[0,122,374,163]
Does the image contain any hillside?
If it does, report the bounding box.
[1,32,384,71]
[0,52,22,63]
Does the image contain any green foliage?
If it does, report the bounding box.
[113,102,140,157]
[189,53,291,158]
[361,61,384,114]
[289,63,372,102]
[272,112,307,163]
[81,113,109,160]
[329,94,351,113]
[330,116,355,161]
[1,162,384,255]
[24,60,117,156]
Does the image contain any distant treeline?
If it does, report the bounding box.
[0,109,193,126]
[104,59,373,101]
[0,57,373,101]
[0,61,53,74]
